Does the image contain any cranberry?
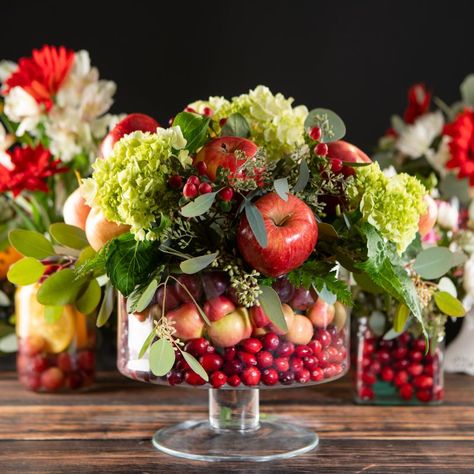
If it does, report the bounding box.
[78,351,95,372]
[392,347,408,360]
[323,364,339,379]
[167,370,184,386]
[368,360,382,375]
[407,363,423,377]
[295,345,312,358]
[237,351,257,367]
[256,351,273,369]
[200,353,224,372]
[381,366,394,382]
[176,359,191,372]
[361,372,376,385]
[393,370,408,387]
[20,335,46,356]
[359,385,374,400]
[31,355,50,373]
[394,359,410,370]
[413,375,433,390]
[274,357,290,372]
[398,333,411,345]
[66,373,84,390]
[423,364,434,376]
[410,351,423,363]
[290,357,304,373]
[376,350,391,364]
[362,339,375,355]
[326,346,340,363]
[317,351,330,368]
[184,338,210,357]
[435,388,444,401]
[187,175,200,186]
[362,356,372,369]
[317,330,332,348]
[295,368,311,383]
[309,126,322,141]
[223,359,243,375]
[183,182,198,198]
[240,338,263,354]
[242,367,261,386]
[310,367,324,382]
[330,158,343,173]
[308,340,322,355]
[277,341,295,357]
[262,332,280,351]
[279,371,295,385]
[219,187,234,202]
[196,161,208,176]
[184,371,206,386]
[399,383,414,400]
[333,336,345,349]
[57,353,73,373]
[315,143,328,156]
[227,374,241,387]
[412,338,427,352]
[303,355,318,369]
[205,345,216,354]
[168,175,183,189]
[40,367,65,392]
[224,347,236,361]
[262,368,279,386]
[210,371,227,388]
[416,389,433,403]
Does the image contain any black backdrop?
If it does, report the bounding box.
[1,0,471,367]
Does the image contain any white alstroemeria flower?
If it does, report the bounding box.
[4,86,41,135]
[79,80,116,122]
[437,199,459,231]
[0,60,17,82]
[382,165,397,178]
[0,123,14,169]
[426,135,451,177]
[396,111,444,159]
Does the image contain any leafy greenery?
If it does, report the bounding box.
[274,178,289,201]
[172,111,210,153]
[304,108,346,143]
[180,252,219,274]
[149,338,176,377]
[9,229,55,259]
[96,282,114,327]
[180,192,217,218]
[413,247,456,280]
[37,269,86,306]
[244,200,268,248]
[221,113,250,137]
[7,257,44,286]
[259,285,287,333]
[434,291,466,317]
[49,223,89,250]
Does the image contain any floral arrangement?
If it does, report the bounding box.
[8,86,434,388]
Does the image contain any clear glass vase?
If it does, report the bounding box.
[117,271,350,461]
[16,284,96,392]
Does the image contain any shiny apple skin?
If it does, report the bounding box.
[327,140,372,164]
[166,303,205,341]
[100,113,160,159]
[237,192,318,277]
[85,207,131,251]
[63,188,91,231]
[194,136,258,181]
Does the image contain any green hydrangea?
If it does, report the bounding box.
[83,127,189,240]
[350,162,427,253]
[188,85,308,160]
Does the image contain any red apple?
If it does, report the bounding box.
[249,305,271,328]
[269,303,295,336]
[285,314,314,345]
[85,207,131,251]
[166,303,205,341]
[203,296,236,322]
[194,136,258,181]
[100,113,160,159]
[63,188,91,231]
[418,195,438,238]
[307,299,335,328]
[237,193,318,277]
[327,140,372,176]
[207,307,252,347]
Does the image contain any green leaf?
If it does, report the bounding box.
[172,277,211,325]
[317,222,339,241]
[259,285,287,333]
[44,306,64,324]
[0,333,17,353]
[180,192,217,218]
[221,113,250,137]
[37,269,86,306]
[76,246,97,268]
[76,279,101,314]
[49,223,89,250]
[7,257,44,285]
[134,279,158,313]
[180,252,218,274]
[139,329,156,359]
[434,291,466,317]
[293,159,310,192]
[105,233,162,297]
[314,283,336,305]
[172,112,210,153]
[274,178,289,201]
[461,74,474,106]
[413,247,455,280]
[97,282,114,327]
[304,108,346,143]
[394,304,410,332]
[150,338,176,377]
[244,200,268,248]
[182,351,209,382]
[9,229,54,259]
[368,310,386,336]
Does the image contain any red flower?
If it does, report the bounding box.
[0,145,67,196]
[403,83,431,124]
[444,109,474,185]
[3,45,74,111]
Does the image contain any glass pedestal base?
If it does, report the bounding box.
[152,388,318,462]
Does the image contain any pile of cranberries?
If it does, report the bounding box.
[356,331,443,404]
[17,336,96,392]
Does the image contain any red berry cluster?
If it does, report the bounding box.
[357,332,443,403]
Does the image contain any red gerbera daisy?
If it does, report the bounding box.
[3,45,75,111]
[403,83,431,124]
[0,145,67,196]
[444,109,474,185]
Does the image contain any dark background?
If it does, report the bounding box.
[1,0,471,368]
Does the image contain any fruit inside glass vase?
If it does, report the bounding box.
[117,272,349,389]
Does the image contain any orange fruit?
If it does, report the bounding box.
[0,246,22,279]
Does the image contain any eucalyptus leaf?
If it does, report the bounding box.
[413,247,455,280]
[180,252,218,274]
[180,192,217,218]
[438,277,457,298]
[259,285,287,333]
[182,351,209,382]
[7,257,44,286]
[37,269,85,306]
[368,310,386,336]
[172,112,210,153]
[49,223,89,250]
[9,229,54,259]
[244,201,268,248]
[460,74,474,106]
[139,329,156,359]
[0,333,17,353]
[97,282,114,327]
[44,306,64,324]
[434,291,466,317]
[0,290,10,307]
[76,279,101,315]
[314,283,337,305]
[293,159,310,192]
[172,277,211,325]
[149,338,176,377]
[134,279,159,313]
[274,178,289,201]
[304,108,346,143]
[221,113,250,137]
[318,222,339,241]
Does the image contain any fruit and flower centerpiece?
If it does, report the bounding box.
[9,85,430,460]
[0,45,120,390]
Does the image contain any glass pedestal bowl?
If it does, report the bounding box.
[117,273,349,462]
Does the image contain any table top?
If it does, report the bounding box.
[0,371,473,473]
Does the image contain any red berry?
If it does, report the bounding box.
[310,367,324,382]
[200,353,224,373]
[22,374,41,391]
[359,385,374,400]
[393,370,408,387]
[167,370,184,386]
[237,351,257,367]
[262,332,280,351]
[416,389,432,403]
[183,182,198,198]
[219,187,234,202]
[184,338,210,357]
[242,367,261,386]
[362,356,371,369]
[187,175,200,186]
[295,368,311,384]
[168,175,183,189]
[398,333,411,345]
[274,357,290,372]
[184,371,206,386]
[78,351,95,372]
[185,107,196,113]
[394,359,410,370]
[309,127,322,141]
[198,182,213,194]
[407,363,423,377]
[210,371,227,388]
[308,340,322,355]
[279,371,295,385]
[315,143,328,156]
[40,367,65,392]
[256,351,273,369]
[203,107,213,116]
[392,347,408,360]
[31,355,50,374]
[262,368,279,386]
[326,346,340,363]
[363,339,375,355]
[20,335,45,357]
[423,364,434,376]
[330,158,343,173]
[290,357,304,373]
[196,161,208,176]
[376,350,391,364]
[413,375,433,390]
[277,341,295,357]
[413,338,427,352]
[224,347,236,361]
[435,388,444,401]
[410,351,423,363]
[361,372,376,385]
[303,355,318,370]
[399,383,414,400]
[227,374,241,387]
[240,338,263,354]
[219,118,228,127]
[176,359,191,372]
[223,359,243,375]
[295,345,312,358]
[317,351,330,368]
[368,360,382,375]
[65,373,84,390]
[317,330,332,348]
[381,366,394,382]
[57,353,72,373]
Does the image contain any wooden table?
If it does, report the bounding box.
[0,371,473,473]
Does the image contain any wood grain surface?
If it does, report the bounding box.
[0,371,473,473]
